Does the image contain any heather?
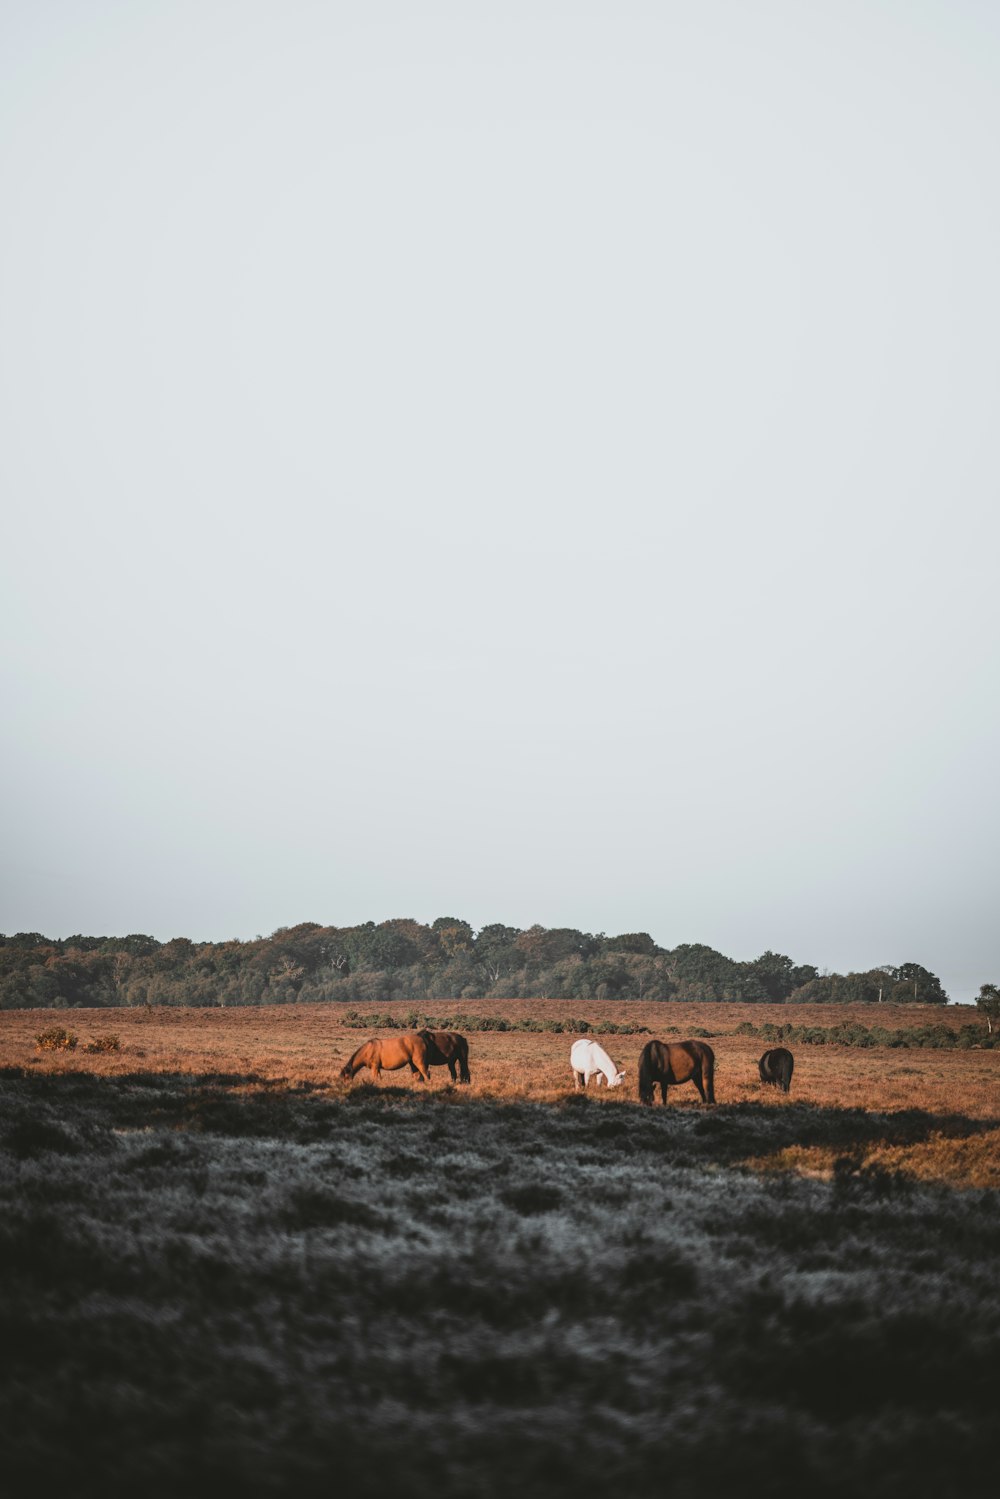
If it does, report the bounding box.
[2,1064,998,1498]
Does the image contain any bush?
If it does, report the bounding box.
[732,1019,997,1050]
[35,1027,77,1052]
[84,1034,121,1054]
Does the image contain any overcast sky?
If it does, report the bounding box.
[2,1,998,1001]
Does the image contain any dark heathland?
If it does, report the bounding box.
[2,1064,998,1498]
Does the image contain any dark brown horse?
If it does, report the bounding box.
[339,1033,432,1083]
[758,1046,794,1093]
[419,1029,471,1083]
[638,1039,715,1106]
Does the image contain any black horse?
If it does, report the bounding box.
[758,1046,793,1093]
[418,1029,471,1084]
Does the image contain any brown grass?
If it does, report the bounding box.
[2,999,996,1187]
[744,1128,1000,1190]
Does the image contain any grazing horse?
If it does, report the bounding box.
[638,1039,715,1106]
[569,1038,626,1090]
[759,1046,794,1093]
[339,1033,432,1083]
[419,1029,471,1084]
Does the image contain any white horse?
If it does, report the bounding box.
[570,1037,626,1090]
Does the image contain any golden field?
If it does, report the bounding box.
[3,999,997,1186]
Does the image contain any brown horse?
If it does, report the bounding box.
[339,1033,432,1083]
[419,1029,471,1084]
[638,1039,715,1106]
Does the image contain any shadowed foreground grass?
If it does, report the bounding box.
[2,1068,998,1498]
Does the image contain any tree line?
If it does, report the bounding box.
[0,919,963,1010]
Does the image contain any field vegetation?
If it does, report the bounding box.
[2,1000,998,1496]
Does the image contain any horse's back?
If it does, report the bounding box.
[641,1038,714,1084]
[416,1029,471,1081]
[654,1039,711,1081]
[420,1029,465,1063]
[759,1046,793,1088]
[379,1032,427,1068]
[570,1038,599,1070]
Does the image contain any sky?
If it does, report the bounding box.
[2,1,998,1002]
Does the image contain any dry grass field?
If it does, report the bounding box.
[2,1000,997,1186]
[2,1001,998,1498]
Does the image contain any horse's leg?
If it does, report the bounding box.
[448,1059,458,1082]
[574,1071,584,1091]
[659,1080,668,1105]
[692,1071,707,1104]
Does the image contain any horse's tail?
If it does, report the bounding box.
[638,1043,655,1106]
[700,1043,716,1105]
[457,1035,471,1084]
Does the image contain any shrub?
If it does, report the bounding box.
[35,1027,77,1052]
[84,1034,121,1054]
[727,1019,995,1050]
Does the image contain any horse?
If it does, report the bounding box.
[419,1029,471,1084]
[758,1046,794,1093]
[638,1039,715,1106]
[339,1033,432,1083]
[569,1037,626,1090]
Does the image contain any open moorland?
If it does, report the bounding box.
[2,1001,998,1497]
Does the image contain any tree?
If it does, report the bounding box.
[342,921,420,972]
[976,983,1000,1035]
[894,962,948,1005]
[431,918,475,957]
[604,932,659,957]
[515,926,597,965]
[666,944,742,999]
[742,951,816,1002]
[475,924,522,983]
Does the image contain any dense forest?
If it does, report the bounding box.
[0,920,953,1010]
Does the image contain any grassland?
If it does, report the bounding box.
[2,1001,998,1496]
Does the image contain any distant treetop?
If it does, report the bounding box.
[0,923,952,1011]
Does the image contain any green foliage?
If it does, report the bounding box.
[791,964,948,1007]
[0,925,954,1010]
[976,983,1000,1034]
[603,931,659,956]
[735,1020,995,1050]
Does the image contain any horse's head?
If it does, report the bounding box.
[339,1062,354,1080]
[610,1068,626,1087]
